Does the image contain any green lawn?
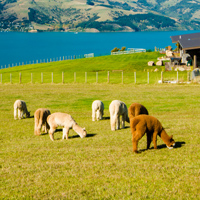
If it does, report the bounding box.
[0,83,200,199]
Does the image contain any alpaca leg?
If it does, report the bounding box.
[122,114,126,129]
[42,124,45,133]
[96,110,100,121]
[49,128,56,141]
[62,127,70,139]
[34,119,40,135]
[110,115,116,131]
[146,132,152,149]
[18,110,22,119]
[116,115,120,130]
[152,132,158,149]
[132,130,145,153]
[14,108,17,120]
[99,110,103,120]
[92,109,96,121]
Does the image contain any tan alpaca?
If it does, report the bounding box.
[128,103,149,120]
[47,112,87,141]
[130,115,175,153]
[92,100,104,121]
[34,108,51,136]
[109,100,129,131]
[14,100,30,120]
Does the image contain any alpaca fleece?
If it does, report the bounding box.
[47,112,87,141]
[109,100,129,131]
[14,100,30,119]
[92,100,104,121]
[128,102,149,120]
[34,108,51,136]
[130,115,175,153]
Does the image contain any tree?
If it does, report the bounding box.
[111,47,120,52]
[120,46,126,51]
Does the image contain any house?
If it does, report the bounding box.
[170,32,200,69]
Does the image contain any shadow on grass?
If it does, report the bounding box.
[103,116,110,120]
[138,141,185,153]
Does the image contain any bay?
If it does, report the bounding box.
[0,30,199,67]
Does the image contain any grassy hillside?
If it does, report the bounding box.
[0,52,163,73]
[0,52,190,84]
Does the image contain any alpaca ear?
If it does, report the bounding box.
[171,135,173,139]
[83,128,86,131]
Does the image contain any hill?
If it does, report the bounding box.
[0,0,200,32]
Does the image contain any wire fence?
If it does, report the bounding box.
[0,71,193,84]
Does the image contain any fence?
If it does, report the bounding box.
[0,71,193,84]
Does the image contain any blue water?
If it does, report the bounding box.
[0,30,199,67]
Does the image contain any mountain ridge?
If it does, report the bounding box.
[0,0,200,32]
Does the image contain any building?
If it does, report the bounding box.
[170,32,200,68]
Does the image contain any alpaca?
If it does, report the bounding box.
[130,115,175,153]
[128,102,149,120]
[92,100,104,121]
[109,100,129,131]
[34,108,51,136]
[14,100,30,120]
[47,112,87,141]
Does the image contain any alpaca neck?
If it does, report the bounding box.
[72,123,83,135]
[160,129,171,146]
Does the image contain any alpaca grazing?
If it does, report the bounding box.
[14,100,30,120]
[47,112,87,141]
[92,100,104,121]
[128,103,149,120]
[34,108,51,136]
[109,100,129,131]
[130,115,175,153]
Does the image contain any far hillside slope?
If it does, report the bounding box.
[0,0,200,32]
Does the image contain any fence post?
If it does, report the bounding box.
[52,72,53,83]
[10,73,12,84]
[122,71,123,84]
[41,72,43,83]
[85,72,87,83]
[177,71,179,83]
[31,73,33,84]
[161,71,163,83]
[187,71,190,82]
[147,71,149,84]
[19,72,21,84]
[96,72,98,83]
[74,72,76,83]
[108,71,110,83]
[62,72,64,84]
[134,72,136,83]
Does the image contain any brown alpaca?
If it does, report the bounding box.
[128,103,149,120]
[130,115,175,153]
[34,108,51,136]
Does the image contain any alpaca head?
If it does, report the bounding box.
[79,128,87,138]
[166,135,175,149]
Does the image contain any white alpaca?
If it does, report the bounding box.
[109,100,129,131]
[34,108,51,136]
[47,112,87,141]
[92,100,104,121]
[14,100,30,120]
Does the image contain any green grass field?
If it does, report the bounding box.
[1,83,200,199]
[0,52,200,199]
